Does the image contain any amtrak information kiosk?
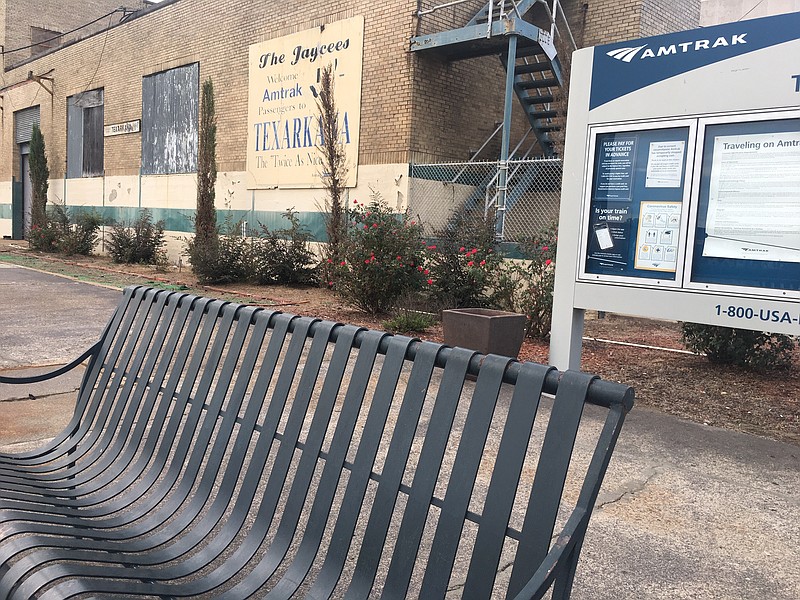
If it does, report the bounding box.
[550,12,800,370]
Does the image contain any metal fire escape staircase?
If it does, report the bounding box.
[411,0,575,239]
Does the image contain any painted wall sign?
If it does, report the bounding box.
[246,16,364,189]
[104,119,140,137]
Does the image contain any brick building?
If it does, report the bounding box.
[0,0,699,255]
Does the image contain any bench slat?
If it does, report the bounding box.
[464,361,553,598]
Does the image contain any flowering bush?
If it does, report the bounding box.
[489,223,558,339]
[332,195,428,314]
[426,212,500,310]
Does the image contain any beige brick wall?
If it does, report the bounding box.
[641,0,701,36]
[579,0,646,47]
[1,0,420,179]
[0,0,700,184]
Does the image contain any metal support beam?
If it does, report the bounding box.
[495,33,518,241]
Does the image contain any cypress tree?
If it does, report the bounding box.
[29,124,49,232]
[195,77,217,247]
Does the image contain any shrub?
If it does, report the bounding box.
[28,222,62,253]
[58,210,103,256]
[332,194,428,315]
[107,209,166,264]
[251,208,318,285]
[186,216,250,284]
[29,204,101,256]
[426,211,501,310]
[681,323,795,371]
[384,309,437,334]
[489,223,558,339]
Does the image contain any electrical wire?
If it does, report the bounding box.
[737,0,767,21]
[0,8,123,55]
[81,13,114,95]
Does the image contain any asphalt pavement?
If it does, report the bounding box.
[0,264,798,599]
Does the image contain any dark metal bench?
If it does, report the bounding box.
[0,285,633,599]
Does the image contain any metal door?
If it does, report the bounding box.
[20,144,32,237]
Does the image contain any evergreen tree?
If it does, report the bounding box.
[195,77,217,247]
[29,124,49,232]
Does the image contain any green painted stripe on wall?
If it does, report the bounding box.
[65,206,329,241]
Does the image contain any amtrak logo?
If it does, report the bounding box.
[606,33,747,62]
[606,45,647,62]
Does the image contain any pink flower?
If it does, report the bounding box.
[363,224,368,230]
[372,223,378,228]
[410,221,416,225]
[365,259,370,264]
[417,266,424,271]
[479,260,486,266]
[397,255,403,260]
[353,199,358,204]
[427,245,437,250]
[427,278,433,285]
[471,248,478,254]
[424,269,429,275]
[542,246,549,252]
[327,258,333,263]
[467,261,474,267]
[340,261,346,266]
[328,281,334,287]
[459,247,466,252]
[545,259,552,266]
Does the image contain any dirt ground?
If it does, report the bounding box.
[2,242,798,446]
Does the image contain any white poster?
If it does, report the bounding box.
[703,131,800,262]
[634,201,681,272]
[246,17,364,189]
[645,140,685,188]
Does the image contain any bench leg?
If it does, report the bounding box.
[551,537,584,600]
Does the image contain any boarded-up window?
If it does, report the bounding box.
[141,63,199,175]
[67,90,104,178]
[30,26,62,57]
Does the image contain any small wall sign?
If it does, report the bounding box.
[104,119,141,137]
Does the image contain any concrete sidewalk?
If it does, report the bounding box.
[0,264,798,599]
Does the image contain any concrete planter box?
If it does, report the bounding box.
[442,308,527,359]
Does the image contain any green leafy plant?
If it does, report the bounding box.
[58,209,103,256]
[28,204,101,256]
[251,208,318,285]
[332,193,429,315]
[383,309,437,334]
[186,216,250,284]
[681,323,795,371]
[426,211,501,310]
[489,223,558,339]
[107,209,166,264]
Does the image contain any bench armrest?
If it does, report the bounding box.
[510,508,591,600]
[0,342,101,385]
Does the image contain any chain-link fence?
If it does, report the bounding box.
[408,158,563,242]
